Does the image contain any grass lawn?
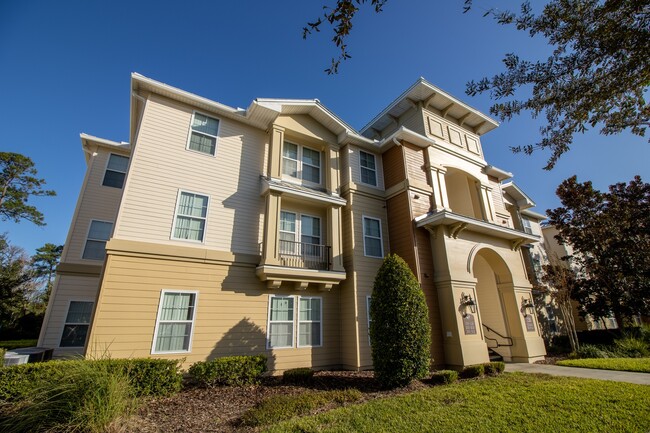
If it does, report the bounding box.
[557,358,650,373]
[0,340,38,350]
[265,373,650,433]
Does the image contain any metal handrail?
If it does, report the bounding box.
[482,324,514,347]
[279,240,331,271]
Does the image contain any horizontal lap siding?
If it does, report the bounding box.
[88,254,340,371]
[382,146,405,189]
[386,192,417,274]
[41,275,100,349]
[404,144,428,186]
[115,95,266,256]
[65,150,125,264]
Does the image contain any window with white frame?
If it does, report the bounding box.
[267,295,323,348]
[187,112,219,156]
[363,216,383,258]
[279,211,321,256]
[60,301,93,347]
[82,220,113,260]
[268,296,295,348]
[102,154,129,188]
[521,217,533,234]
[359,150,377,186]
[172,191,209,242]
[152,291,197,353]
[299,297,322,347]
[282,141,321,184]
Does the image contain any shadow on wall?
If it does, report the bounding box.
[208,317,275,372]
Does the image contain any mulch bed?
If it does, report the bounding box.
[534,355,570,365]
[133,370,429,432]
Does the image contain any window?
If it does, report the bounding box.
[279,211,321,255]
[363,216,383,258]
[172,191,209,242]
[187,112,219,156]
[60,301,93,347]
[299,297,322,347]
[521,217,533,234]
[152,291,197,353]
[268,296,294,348]
[267,295,322,349]
[359,151,377,186]
[282,141,321,184]
[102,154,129,188]
[83,220,113,260]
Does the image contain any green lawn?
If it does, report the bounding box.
[264,373,650,433]
[0,340,38,350]
[557,358,650,373]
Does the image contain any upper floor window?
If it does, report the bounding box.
[187,112,219,156]
[282,142,321,184]
[172,191,209,242]
[102,154,129,188]
[521,217,533,234]
[152,291,197,354]
[363,216,383,258]
[359,151,377,186]
[279,211,321,256]
[83,220,113,260]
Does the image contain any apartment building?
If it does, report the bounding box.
[38,74,547,370]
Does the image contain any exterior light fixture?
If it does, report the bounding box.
[460,292,477,317]
[521,297,535,316]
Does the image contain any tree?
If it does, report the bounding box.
[539,253,580,352]
[31,243,63,298]
[305,1,649,168]
[465,0,650,169]
[0,152,56,226]
[547,175,650,327]
[369,254,431,388]
[0,234,32,332]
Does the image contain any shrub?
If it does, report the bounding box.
[430,370,458,385]
[613,337,650,358]
[189,354,267,387]
[369,254,431,389]
[240,389,362,427]
[283,367,314,385]
[484,362,505,375]
[459,364,484,379]
[0,358,136,433]
[0,358,182,402]
[0,348,5,365]
[574,344,612,359]
[0,340,38,350]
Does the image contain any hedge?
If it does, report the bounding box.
[459,364,484,379]
[483,361,505,375]
[430,370,458,385]
[282,367,314,385]
[0,358,182,402]
[188,354,267,386]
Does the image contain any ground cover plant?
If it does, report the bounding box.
[0,339,38,350]
[557,358,650,373]
[265,373,650,433]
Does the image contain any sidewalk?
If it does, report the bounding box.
[505,363,650,385]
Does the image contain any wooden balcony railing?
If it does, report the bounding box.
[279,240,331,271]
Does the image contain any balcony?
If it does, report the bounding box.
[279,240,331,271]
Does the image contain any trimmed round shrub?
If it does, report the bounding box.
[460,364,484,379]
[369,254,431,389]
[430,370,458,385]
[282,367,314,385]
[484,361,505,375]
[574,344,612,359]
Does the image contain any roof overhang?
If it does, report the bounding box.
[484,165,513,181]
[361,78,499,138]
[521,209,547,221]
[80,133,130,165]
[416,210,539,246]
[502,182,536,209]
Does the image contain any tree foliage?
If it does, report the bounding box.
[369,254,431,388]
[465,0,649,169]
[0,152,56,226]
[547,175,650,326]
[0,235,32,332]
[31,243,63,299]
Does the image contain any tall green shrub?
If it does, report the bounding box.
[369,254,431,388]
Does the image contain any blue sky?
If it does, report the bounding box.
[1,0,648,255]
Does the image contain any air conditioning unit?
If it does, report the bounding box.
[3,352,30,366]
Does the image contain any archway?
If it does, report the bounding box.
[472,248,515,359]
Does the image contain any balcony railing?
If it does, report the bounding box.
[279,240,331,271]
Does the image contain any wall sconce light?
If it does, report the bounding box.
[521,297,535,316]
[459,292,477,317]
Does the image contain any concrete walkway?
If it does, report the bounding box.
[505,363,650,385]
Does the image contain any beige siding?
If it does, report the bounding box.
[348,145,384,190]
[40,275,100,350]
[386,192,417,275]
[87,253,341,371]
[423,109,484,158]
[114,95,267,255]
[403,143,429,187]
[340,145,351,187]
[382,145,405,189]
[64,149,126,264]
[401,109,426,135]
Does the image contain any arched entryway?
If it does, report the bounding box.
[472,248,517,361]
